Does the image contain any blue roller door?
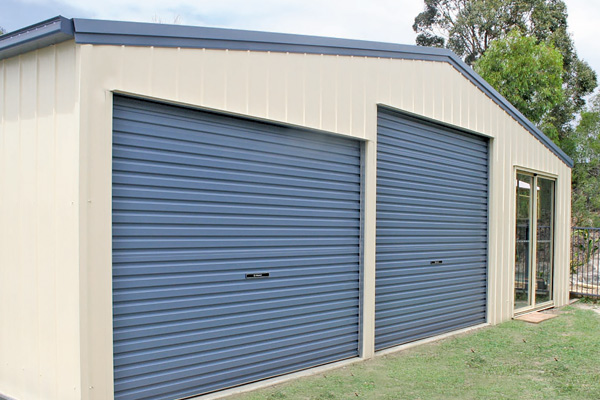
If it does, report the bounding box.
[375,108,488,351]
[112,96,361,400]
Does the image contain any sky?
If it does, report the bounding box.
[2,0,600,90]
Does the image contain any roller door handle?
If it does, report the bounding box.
[246,273,270,279]
[430,260,443,265]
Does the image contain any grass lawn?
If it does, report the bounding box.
[230,305,600,400]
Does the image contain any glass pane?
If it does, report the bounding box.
[535,178,554,303]
[515,174,532,310]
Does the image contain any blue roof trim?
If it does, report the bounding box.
[72,18,452,61]
[0,16,74,60]
[0,17,573,168]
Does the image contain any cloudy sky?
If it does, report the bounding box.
[2,0,599,85]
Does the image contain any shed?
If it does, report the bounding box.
[0,16,572,400]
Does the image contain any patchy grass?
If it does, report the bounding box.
[230,306,600,400]
[577,296,600,305]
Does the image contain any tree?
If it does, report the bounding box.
[414,0,532,64]
[527,0,597,146]
[413,0,597,147]
[474,31,563,139]
[571,94,600,226]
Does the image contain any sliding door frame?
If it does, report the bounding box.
[514,168,556,315]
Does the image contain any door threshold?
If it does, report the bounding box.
[513,302,554,317]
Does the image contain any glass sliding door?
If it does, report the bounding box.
[535,178,555,304]
[515,174,533,309]
[514,172,555,312]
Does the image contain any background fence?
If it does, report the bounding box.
[571,227,600,297]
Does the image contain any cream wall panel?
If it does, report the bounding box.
[54,42,83,400]
[413,61,425,116]
[487,134,500,323]
[36,46,59,398]
[78,44,115,400]
[424,62,437,120]
[439,64,453,123]
[0,41,81,400]
[497,114,509,320]
[205,49,227,109]
[303,54,321,128]
[461,72,473,130]
[450,69,462,126]
[320,55,339,133]
[374,58,391,105]
[265,51,287,121]
[76,44,572,398]
[177,48,205,107]
[350,57,366,135]
[119,46,152,92]
[361,139,377,359]
[150,47,178,99]
[223,50,247,114]
[1,57,22,398]
[388,59,406,110]
[335,55,354,135]
[18,50,39,400]
[284,52,304,123]
[475,85,487,133]
[363,58,380,136]
[247,50,269,118]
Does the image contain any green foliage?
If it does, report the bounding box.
[578,296,600,304]
[571,229,600,273]
[474,31,563,129]
[571,94,600,226]
[413,0,597,148]
[413,0,531,64]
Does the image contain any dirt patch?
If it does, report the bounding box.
[543,307,565,314]
[573,302,600,316]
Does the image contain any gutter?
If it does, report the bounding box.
[0,16,74,60]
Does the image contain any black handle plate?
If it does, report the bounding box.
[246,273,270,279]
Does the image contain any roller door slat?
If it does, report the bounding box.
[375,109,488,351]
[112,96,360,400]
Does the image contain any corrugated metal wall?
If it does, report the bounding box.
[0,30,574,400]
[0,42,82,400]
[77,44,569,399]
[111,96,361,399]
[375,108,488,350]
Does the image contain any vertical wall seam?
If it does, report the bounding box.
[334,55,339,132]
[0,57,5,397]
[245,51,250,116]
[16,54,25,396]
[51,44,59,400]
[223,49,228,110]
[33,49,41,399]
[175,48,180,100]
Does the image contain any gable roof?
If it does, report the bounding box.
[0,16,573,168]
